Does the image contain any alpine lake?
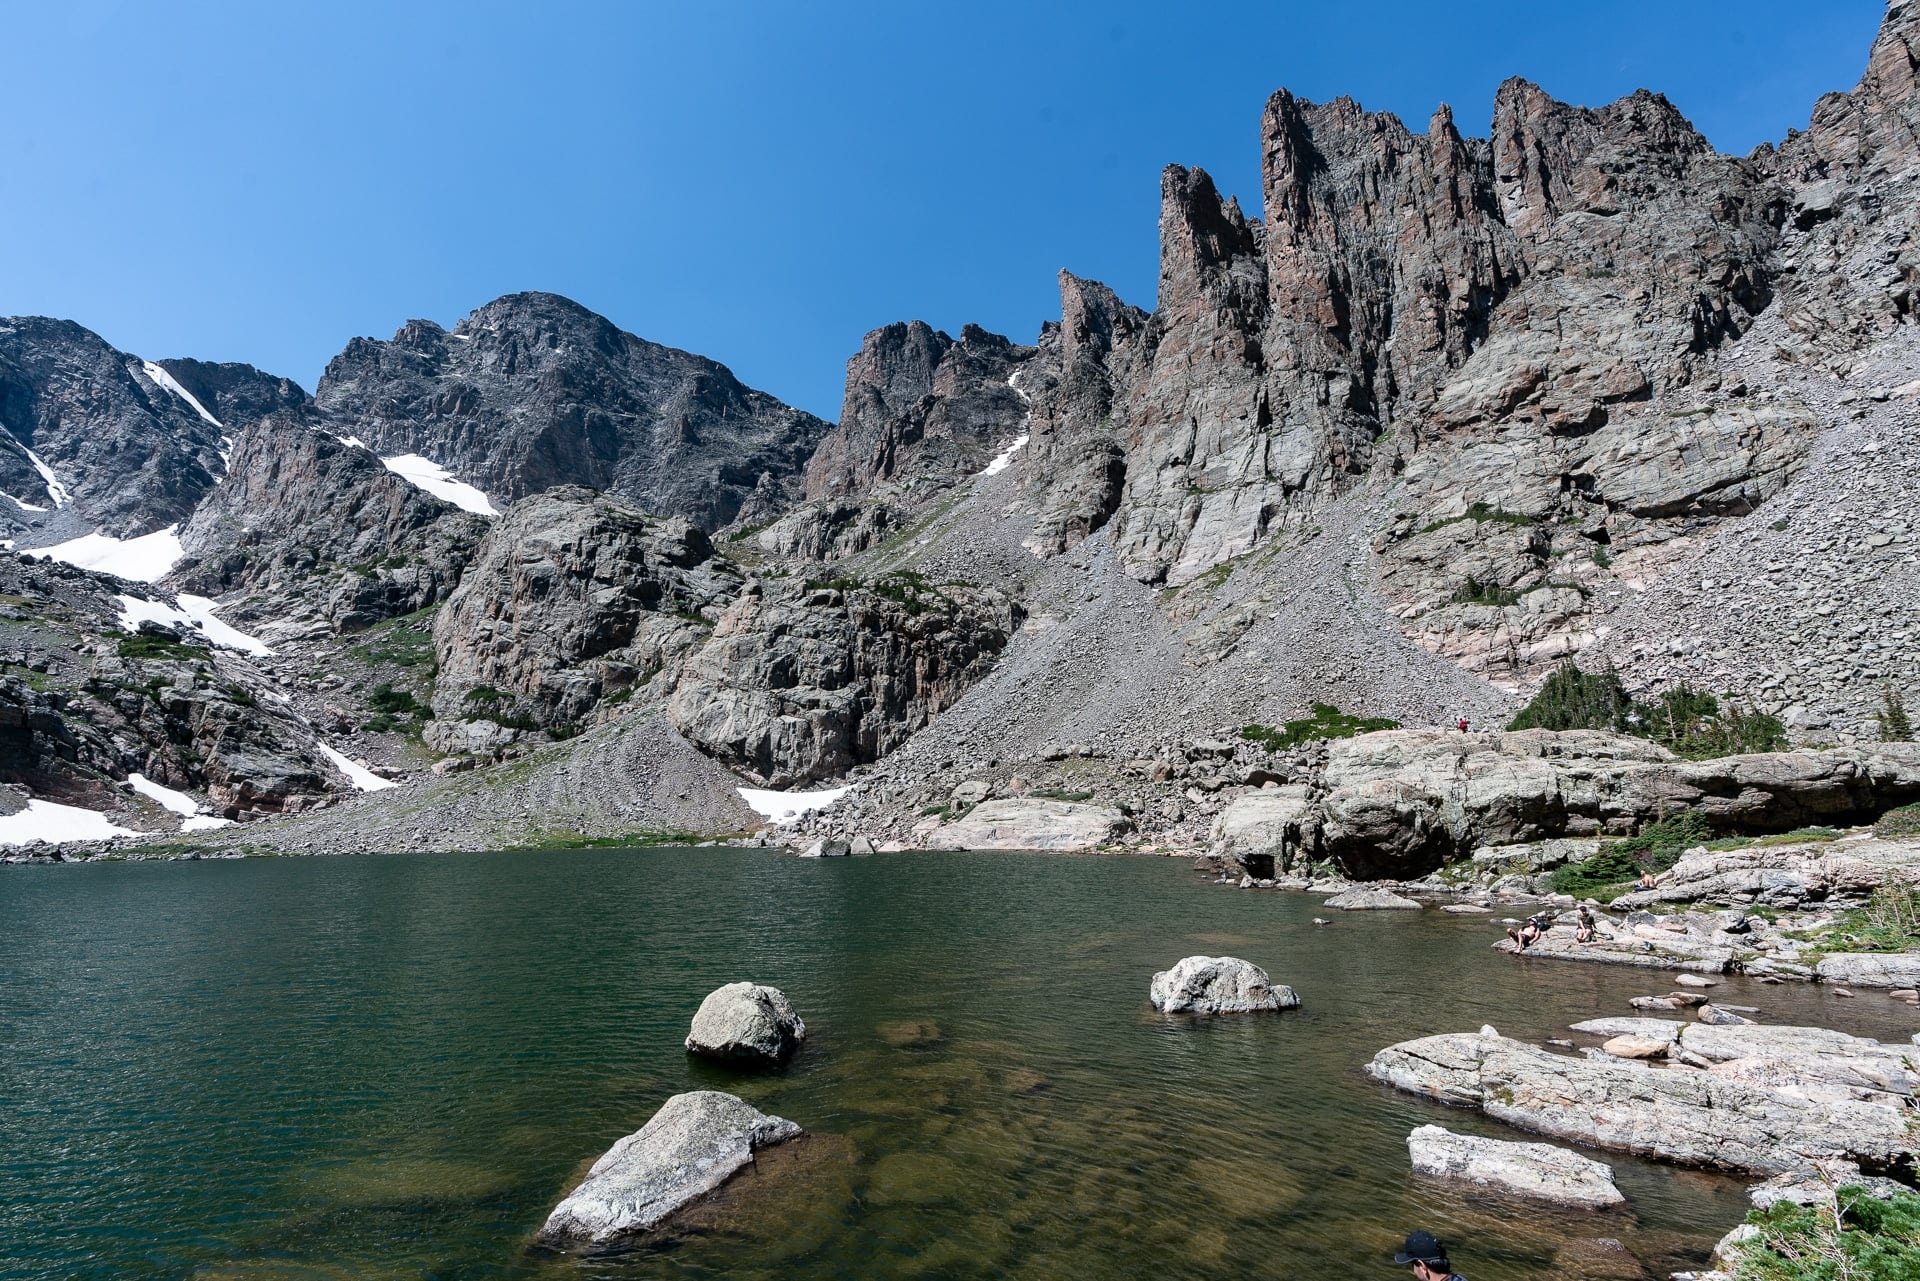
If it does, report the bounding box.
[4,846,1910,1280]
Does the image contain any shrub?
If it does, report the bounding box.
[1549,811,1712,896]
[1876,803,1920,838]
[1241,703,1401,752]
[1450,577,1522,608]
[1509,660,1632,733]
[367,684,424,716]
[118,633,208,661]
[1879,687,1914,742]
[1733,1184,1920,1280]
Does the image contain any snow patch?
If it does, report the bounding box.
[140,361,224,428]
[977,435,1029,477]
[737,784,852,824]
[128,772,234,832]
[30,525,184,582]
[379,454,498,516]
[0,798,137,846]
[319,743,398,792]
[115,592,273,656]
[338,434,369,450]
[25,450,70,507]
[3,492,47,512]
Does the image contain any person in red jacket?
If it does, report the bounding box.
[1457,717,1469,733]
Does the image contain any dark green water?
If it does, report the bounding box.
[3,849,1910,1280]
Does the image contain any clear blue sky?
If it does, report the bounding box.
[0,1,1886,420]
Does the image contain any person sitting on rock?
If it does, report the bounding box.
[1505,912,1552,950]
[1574,906,1598,943]
[1637,870,1658,891]
[1394,1229,1466,1280]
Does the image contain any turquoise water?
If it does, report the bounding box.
[2,848,1910,1280]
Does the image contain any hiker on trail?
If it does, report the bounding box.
[1505,911,1552,950]
[1394,1229,1466,1281]
[1457,717,1469,733]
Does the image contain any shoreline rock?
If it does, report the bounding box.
[1406,1124,1625,1208]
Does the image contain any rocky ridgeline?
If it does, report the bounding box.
[4,9,1920,857]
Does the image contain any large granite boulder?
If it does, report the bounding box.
[1209,786,1313,877]
[923,798,1131,852]
[1149,956,1299,1014]
[1813,952,1920,989]
[1607,834,1920,911]
[685,982,806,1065]
[537,1091,801,1245]
[1368,1027,1913,1175]
[1406,1124,1625,1208]
[667,575,1021,786]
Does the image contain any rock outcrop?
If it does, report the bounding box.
[315,292,831,531]
[921,798,1132,852]
[685,982,806,1065]
[667,575,1021,785]
[1814,952,1920,988]
[1406,1124,1625,1208]
[428,487,740,749]
[1148,955,1299,1014]
[1324,886,1423,911]
[172,413,486,633]
[537,1091,802,1246]
[1367,1025,1913,1175]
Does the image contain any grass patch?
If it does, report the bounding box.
[350,607,439,668]
[1417,501,1537,536]
[1876,803,1920,838]
[1549,812,1712,896]
[1807,886,1920,956]
[1241,703,1402,752]
[1732,1184,1920,1279]
[1029,789,1095,802]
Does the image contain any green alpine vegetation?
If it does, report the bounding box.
[1509,660,1786,759]
[1241,703,1403,752]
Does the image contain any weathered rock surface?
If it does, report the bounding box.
[1368,1026,1913,1174]
[1814,952,1920,989]
[1324,886,1423,911]
[1209,786,1313,877]
[537,1091,802,1246]
[172,413,486,634]
[667,575,1021,785]
[685,982,806,1064]
[1405,1124,1624,1208]
[1148,955,1299,1014]
[428,487,740,748]
[316,292,830,531]
[1608,832,1920,911]
[922,798,1131,851]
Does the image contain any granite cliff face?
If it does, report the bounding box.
[314,292,831,531]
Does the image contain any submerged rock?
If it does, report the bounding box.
[538,1091,802,1245]
[685,983,806,1064]
[1406,1124,1625,1207]
[1149,956,1300,1014]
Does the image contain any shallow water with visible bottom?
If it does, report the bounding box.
[3,847,1912,1280]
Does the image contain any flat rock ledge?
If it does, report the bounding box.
[1366,1026,1913,1176]
[1814,952,1920,988]
[685,983,806,1065]
[1406,1124,1625,1208]
[1149,955,1300,1014]
[538,1091,802,1246]
[922,799,1132,852]
[1324,886,1422,911]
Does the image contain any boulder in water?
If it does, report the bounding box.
[538,1091,801,1245]
[1149,956,1300,1014]
[1406,1124,1625,1207]
[1324,886,1422,910]
[685,982,806,1064]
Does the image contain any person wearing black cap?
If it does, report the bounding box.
[1394,1229,1465,1280]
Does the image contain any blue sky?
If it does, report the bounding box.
[0,1,1887,420]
